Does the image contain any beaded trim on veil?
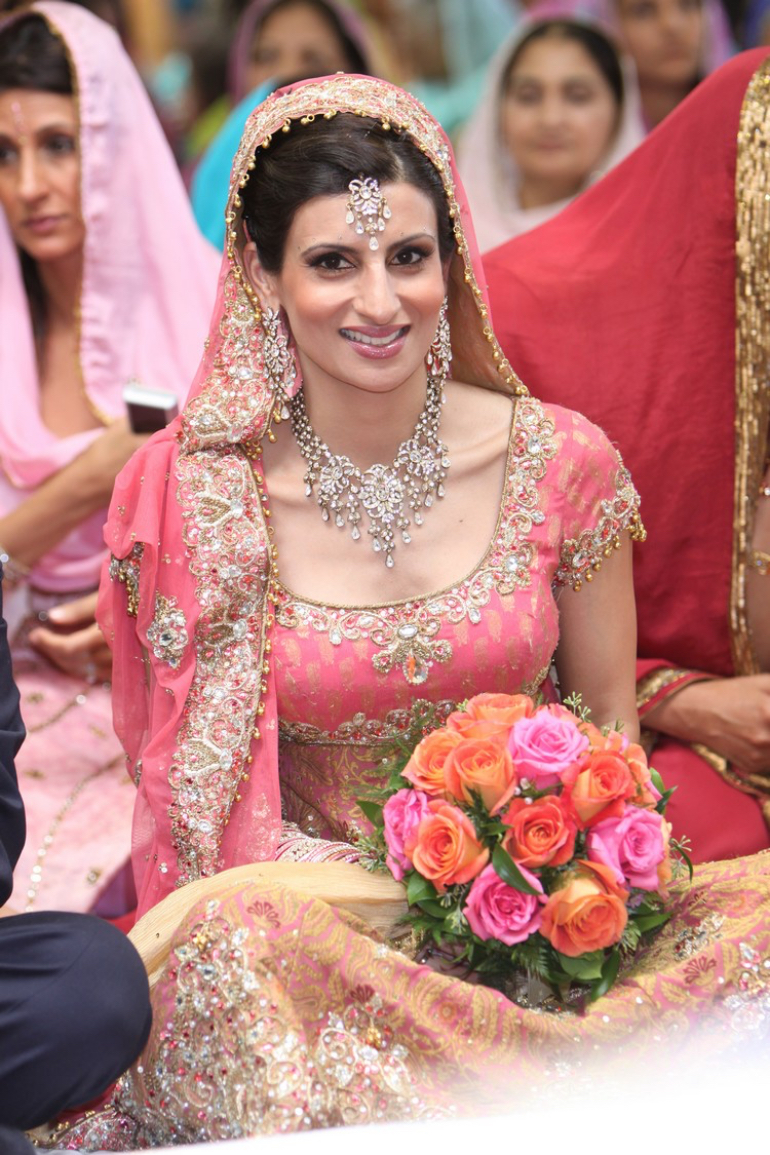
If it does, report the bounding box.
[135,76,531,895]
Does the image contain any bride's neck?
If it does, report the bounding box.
[298,364,432,466]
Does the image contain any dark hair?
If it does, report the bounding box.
[241,113,455,273]
[502,20,624,108]
[0,13,73,95]
[0,15,74,341]
[254,0,369,77]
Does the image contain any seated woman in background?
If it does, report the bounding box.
[0,2,218,915]
[457,17,645,251]
[484,48,770,863]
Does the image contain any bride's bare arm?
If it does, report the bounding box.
[553,544,639,739]
[0,418,147,570]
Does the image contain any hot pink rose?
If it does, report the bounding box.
[586,806,666,890]
[464,863,545,945]
[507,706,590,789]
[382,788,431,881]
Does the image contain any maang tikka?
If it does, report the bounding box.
[345,176,392,250]
[290,296,453,569]
[262,306,297,422]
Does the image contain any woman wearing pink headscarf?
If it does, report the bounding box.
[0,2,219,915]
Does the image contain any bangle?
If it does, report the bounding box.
[750,550,770,576]
[0,546,31,586]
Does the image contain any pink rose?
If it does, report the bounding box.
[383,788,431,881]
[586,806,666,890]
[507,706,590,789]
[464,863,545,945]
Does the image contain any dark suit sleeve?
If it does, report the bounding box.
[0,574,27,907]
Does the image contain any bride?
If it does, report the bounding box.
[59,74,769,1148]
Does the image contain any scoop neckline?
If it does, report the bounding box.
[272,396,520,614]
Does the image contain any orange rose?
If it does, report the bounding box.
[447,694,533,739]
[657,817,673,895]
[562,750,636,827]
[502,795,577,868]
[541,860,629,957]
[444,736,518,813]
[402,728,463,796]
[626,743,661,809]
[405,800,489,893]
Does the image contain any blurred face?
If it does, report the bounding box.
[244,182,447,399]
[616,0,703,88]
[501,37,620,198]
[0,89,84,264]
[245,1,353,91]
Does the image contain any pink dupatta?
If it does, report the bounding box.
[0,1,219,592]
[99,74,526,917]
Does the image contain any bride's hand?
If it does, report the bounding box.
[27,592,112,683]
[644,674,770,777]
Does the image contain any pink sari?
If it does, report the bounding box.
[1,1,219,913]
[60,75,770,1145]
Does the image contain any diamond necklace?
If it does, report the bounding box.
[290,378,450,568]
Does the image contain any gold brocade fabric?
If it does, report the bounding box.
[55,854,770,1149]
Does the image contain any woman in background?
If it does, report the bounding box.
[0,2,218,914]
[484,49,770,862]
[457,17,644,251]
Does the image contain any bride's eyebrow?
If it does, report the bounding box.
[301,232,437,259]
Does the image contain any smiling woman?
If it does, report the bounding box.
[457,17,645,250]
[0,2,218,916]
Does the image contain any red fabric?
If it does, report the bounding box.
[483,49,769,680]
[483,52,770,861]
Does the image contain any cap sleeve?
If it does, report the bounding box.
[553,410,645,591]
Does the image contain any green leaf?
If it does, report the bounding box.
[492,845,540,895]
[357,799,385,829]
[416,899,447,919]
[633,910,672,934]
[406,872,438,907]
[590,948,620,1001]
[671,838,694,883]
[556,949,605,980]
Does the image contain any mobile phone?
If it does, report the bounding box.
[123,380,179,434]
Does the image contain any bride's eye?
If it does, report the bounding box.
[308,251,353,272]
[392,245,431,267]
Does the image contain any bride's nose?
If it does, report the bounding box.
[352,263,400,324]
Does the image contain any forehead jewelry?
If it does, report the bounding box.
[345,175,391,251]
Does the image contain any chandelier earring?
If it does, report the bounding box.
[426,297,452,390]
[262,306,297,422]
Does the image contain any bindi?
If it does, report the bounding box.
[345,175,391,251]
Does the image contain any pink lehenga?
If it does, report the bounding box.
[55,76,770,1149]
[0,3,219,913]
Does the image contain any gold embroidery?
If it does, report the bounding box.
[146,593,189,669]
[279,701,457,746]
[109,543,144,618]
[273,399,556,684]
[555,466,645,591]
[636,667,711,713]
[733,57,770,675]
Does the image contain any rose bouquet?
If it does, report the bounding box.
[357,693,691,1003]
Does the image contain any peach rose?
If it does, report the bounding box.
[402,728,464,797]
[405,800,489,893]
[502,795,577,868]
[657,818,673,895]
[447,694,533,739]
[562,750,636,827]
[541,860,629,957]
[443,736,518,813]
[626,744,662,809]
